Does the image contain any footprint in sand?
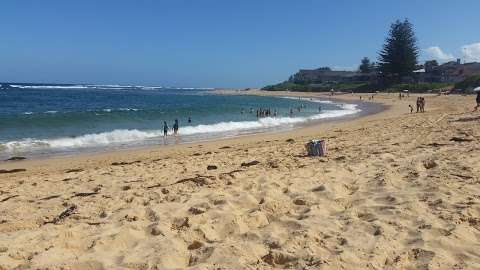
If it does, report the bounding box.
[188,202,210,215]
[188,245,215,266]
[388,248,435,270]
[262,250,298,267]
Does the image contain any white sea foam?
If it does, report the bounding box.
[136,86,164,90]
[174,87,215,90]
[2,130,162,152]
[281,96,333,104]
[8,84,213,91]
[10,84,90,89]
[100,108,139,113]
[1,103,360,153]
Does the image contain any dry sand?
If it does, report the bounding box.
[0,91,479,269]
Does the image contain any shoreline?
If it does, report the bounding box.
[0,90,385,167]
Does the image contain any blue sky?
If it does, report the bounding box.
[1,0,479,88]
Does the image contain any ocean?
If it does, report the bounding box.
[0,84,363,158]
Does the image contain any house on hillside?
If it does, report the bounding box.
[416,59,480,83]
[288,60,480,88]
[289,67,376,84]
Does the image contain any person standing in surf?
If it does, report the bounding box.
[163,121,169,137]
[173,119,179,135]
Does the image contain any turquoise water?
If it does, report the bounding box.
[0,84,362,158]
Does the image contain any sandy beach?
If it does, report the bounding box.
[1,91,479,269]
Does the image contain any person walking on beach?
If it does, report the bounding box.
[163,121,169,137]
[474,92,480,111]
[409,104,413,113]
[173,119,179,135]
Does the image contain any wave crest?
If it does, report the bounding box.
[1,103,360,153]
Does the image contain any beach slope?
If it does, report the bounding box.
[1,93,479,269]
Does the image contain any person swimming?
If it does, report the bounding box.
[188,117,192,123]
[173,119,179,135]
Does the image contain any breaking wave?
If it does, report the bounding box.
[9,84,91,89]
[1,103,360,153]
[281,96,334,104]
[8,84,213,91]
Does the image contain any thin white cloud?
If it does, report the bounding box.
[461,42,480,63]
[424,46,455,63]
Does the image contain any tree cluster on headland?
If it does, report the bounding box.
[263,19,480,93]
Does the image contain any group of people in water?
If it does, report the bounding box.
[162,120,178,137]
[241,103,320,118]
[241,105,312,118]
[241,107,276,117]
[162,102,317,138]
[163,117,191,137]
[256,108,277,117]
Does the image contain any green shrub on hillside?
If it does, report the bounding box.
[262,82,310,91]
[262,82,369,92]
[262,81,452,93]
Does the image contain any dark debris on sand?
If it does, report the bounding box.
[241,160,260,167]
[0,168,26,174]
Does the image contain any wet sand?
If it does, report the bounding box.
[1,91,479,269]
